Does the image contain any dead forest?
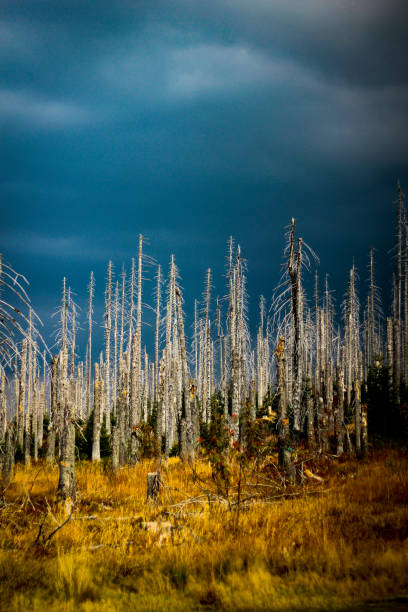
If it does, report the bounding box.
[1,185,408,501]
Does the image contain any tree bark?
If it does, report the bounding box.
[92,363,102,462]
[276,338,295,483]
[57,348,75,512]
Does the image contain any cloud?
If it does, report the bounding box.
[0,20,40,56]
[0,227,215,264]
[167,44,274,97]
[0,88,90,127]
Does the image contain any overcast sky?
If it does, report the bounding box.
[1,1,407,354]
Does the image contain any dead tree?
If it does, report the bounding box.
[1,423,15,487]
[154,264,161,404]
[276,337,295,482]
[46,355,59,463]
[104,262,113,434]
[86,271,94,418]
[0,369,6,444]
[57,347,75,511]
[288,220,304,432]
[92,363,102,462]
[176,286,194,461]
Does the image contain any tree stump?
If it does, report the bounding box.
[147,472,160,501]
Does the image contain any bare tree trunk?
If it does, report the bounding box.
[135,235,143,422]
[46,355,59,463]
[130,334,138,463]
[127,257,136,374]
[92,363,102,462]
[104,261,113,434]
[154,265,161,404]
[392,274,400,405]
[229,240,240,435]
[57,348,75,512]
[147,471,160,501]
[156,353,165,460]
[386,317,393,391]
[354,379,361,456]
[112,280,119,415]
[164,256,177,459]
[367,247,376,369]
[1,423,15,487]
[86,271,94,417]
[32,368,38,461]
[404,223,408,383]
[176,287,194,461]
[204,269,212,423]
[38,378,45,453]
[112,355,128,472]
[0,370,6,444]
[335,348,345,456]
[314,273,320,397]
[276,338,294,482]
[288,221,304,432]
[17,339,27,450]
[306,361,315,448]
[70,298,76,379]
[24,310,33,464]
[361,402,368,459]
[394,181,404,394]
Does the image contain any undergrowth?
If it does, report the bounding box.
[0,448,407,611]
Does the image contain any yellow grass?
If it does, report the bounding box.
[1,450,408,611]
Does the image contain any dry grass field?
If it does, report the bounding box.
[1,448,408,611]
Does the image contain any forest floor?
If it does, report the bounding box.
[0,446,407,611]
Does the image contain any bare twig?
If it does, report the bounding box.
[40,503,75,547]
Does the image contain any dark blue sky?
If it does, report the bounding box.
[1,1,407,356]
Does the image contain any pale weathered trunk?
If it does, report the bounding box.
[163,257,176,459]
[127,257,136,374]
[0,370,6,444]
[70,298,76,379]
[134,235,143,423]
[112,280,119,415]
[17,339,27,450]
[104,261,113,434]
[46,355,59,463]
[86,271,94,418]
[156,353,165,460]
[314,272,320,397]
[288,221,304,432]
[176,287,194,461]
[142,349,149,421]
[386,316,393,387]
[92,363,102,462]
[112,355,128,471]
[154,265,161,403]
[229,242,240,434]
[24,311,33,464]
[38,379,45,452]
[32,373,38,461]
[57,348,75,511]
[129,334,139,463]
[306,361,315,448]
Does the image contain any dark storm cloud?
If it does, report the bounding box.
[1,1,407,346]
